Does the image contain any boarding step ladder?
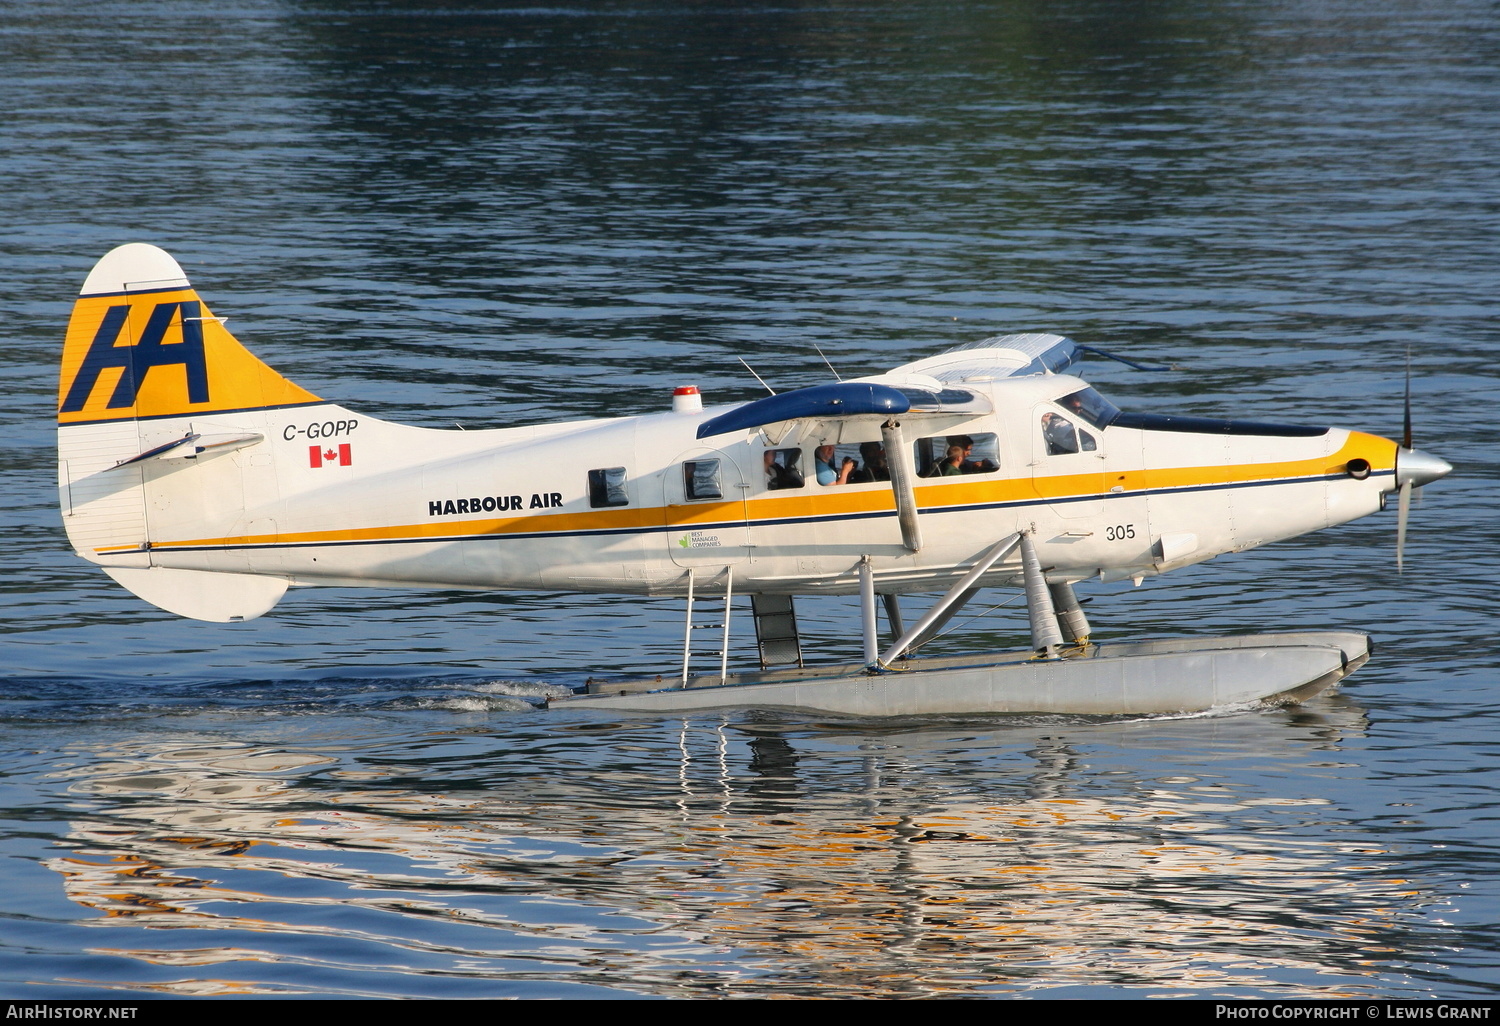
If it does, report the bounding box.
[681,567,736,686]
[750,593,804,671]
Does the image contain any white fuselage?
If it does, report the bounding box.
[66,373,1396,599]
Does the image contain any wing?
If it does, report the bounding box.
[695,333,1080,441]
[883,333,1082,383]
[695,381,988,440]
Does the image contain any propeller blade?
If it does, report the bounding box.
[1402,347,1413,451]
[1396,479,1412,573]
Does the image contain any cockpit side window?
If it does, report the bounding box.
[587,467,629,508]
[683,459,723,500]
[1041,412,1080,455]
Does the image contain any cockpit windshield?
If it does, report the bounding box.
[1056,388,1122,429]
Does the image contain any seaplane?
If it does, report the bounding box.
[56,244,1452,716]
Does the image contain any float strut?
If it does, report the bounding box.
[859,556,878,665]
[875,533,1021,669]
[1048,581,1091,645]
[1020,532,1063,658]
[901,587,978,657]
[882,593,905,644]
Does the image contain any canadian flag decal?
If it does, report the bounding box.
[310,443,352,468]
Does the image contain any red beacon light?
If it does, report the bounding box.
[672,385,703,415]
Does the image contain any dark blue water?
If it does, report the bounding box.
[2,0,1498,999]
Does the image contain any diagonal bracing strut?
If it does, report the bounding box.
[871,533,1022,670]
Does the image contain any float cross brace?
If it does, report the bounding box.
[870,533,1022,670]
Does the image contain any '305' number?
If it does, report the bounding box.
[1105,524,1136,541]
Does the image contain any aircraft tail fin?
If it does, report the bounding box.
[58,244,320,621]
[59,243,321,427]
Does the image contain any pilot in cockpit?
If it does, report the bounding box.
[1041,412,1079,455]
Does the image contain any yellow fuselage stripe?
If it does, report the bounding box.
[97,434,1393,555]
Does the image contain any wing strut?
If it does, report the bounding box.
[881,419,921,552]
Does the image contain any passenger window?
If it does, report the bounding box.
[763,448,804,490]
[915,433,999,477]
[587,467,629,508]
[683,459,723,500]
[813,444,859,486]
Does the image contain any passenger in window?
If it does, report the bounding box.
[815,444,856,486]
[1041,413,1079,456]
[946,434,997,473]
[919,443,946,477]
[919,441,962,477]
[764,449,804,490]
[938,443,966,476]
[849,442,891,483]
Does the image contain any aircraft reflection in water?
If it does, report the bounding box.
[49,708,1437,998]
[56,245,1450,716]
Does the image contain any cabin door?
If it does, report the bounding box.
[662,447,751,568]
[1030,403,1106,518]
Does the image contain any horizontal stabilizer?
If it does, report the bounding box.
[114,431,264,467]
[103,566,288,622]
